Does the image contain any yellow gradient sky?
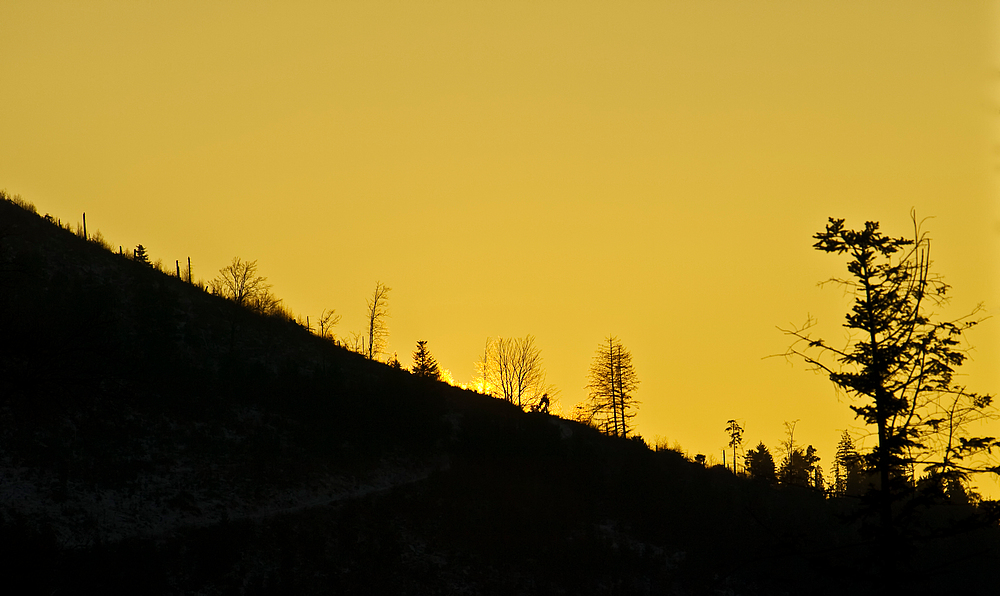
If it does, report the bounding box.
[3,2,999,489]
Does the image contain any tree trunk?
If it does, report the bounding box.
[609,338,619,437]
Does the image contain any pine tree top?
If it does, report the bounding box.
[412,340,440,380]
[134,244,150,265]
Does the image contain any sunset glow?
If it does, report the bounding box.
[2,1,998,492]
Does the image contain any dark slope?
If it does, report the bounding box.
[1,196,997,595]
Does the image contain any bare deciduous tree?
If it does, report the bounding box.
[316,308,341,340]
[472,338,491,394]
[475,335,551,410]
[211,257,271,308]
[247,289,284,316]
[365,281,391,360]
[346,330,367,354]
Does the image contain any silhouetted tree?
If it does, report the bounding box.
[478,335,551,410]
[584,336,639,438]
[916,469,978,506]
[211,257,271,308]
[780,445,821,489]
[89,230,111,250]
[365,282,391,360]
[744,442,777,484]
[1,189,36,213]
[472,338,491,394]
[247,289,284,316]
[726,419,744,474]
[133,244,150,265]
[813,464,825,493]
[316,308,341,340]
[781,214,998,533]
[345,331,367,355]
[832,430,868,497]
[774,421,821,489]
[411,340,440,380]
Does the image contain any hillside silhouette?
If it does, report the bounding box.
[1,195,997,595]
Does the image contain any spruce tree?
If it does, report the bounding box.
[778,445,821,488]
[744,442,777,484]
[783,214,997,536]
[133,244,150,265]
[411,340,440,380]
[834,431,867,497]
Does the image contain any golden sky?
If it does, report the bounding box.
[3,1,998,488]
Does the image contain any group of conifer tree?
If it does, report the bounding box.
[732,424,860,496]
[722,212,998,531]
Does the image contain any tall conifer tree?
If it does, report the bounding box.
[783,214,998,543]
[411,340,440,380]
[585,336,639,438]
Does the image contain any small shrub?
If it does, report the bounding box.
[1,189,37,214]
[90,230,113,251]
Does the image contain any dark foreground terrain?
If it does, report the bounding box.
[1,196,997,595]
